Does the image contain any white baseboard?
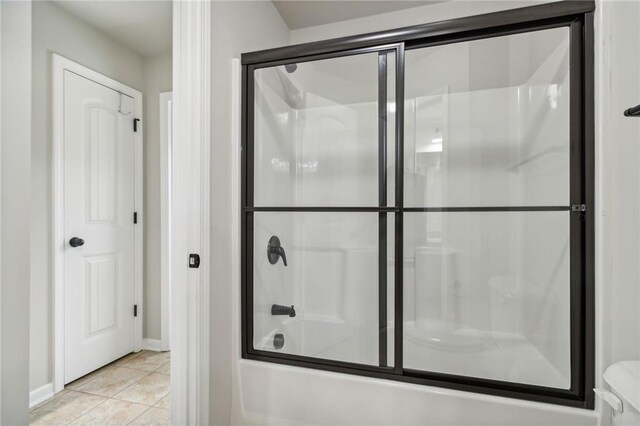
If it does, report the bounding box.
[142,338,164,351]
[30,382,55,408]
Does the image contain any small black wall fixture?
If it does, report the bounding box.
[274,333,285,349]
[188,253,200,269]
[624,104,640,117]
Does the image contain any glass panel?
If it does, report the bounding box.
[253,212,394,366]
[404,27,570,207]
[385,52,396,206]
[403,211,571,388]
[253,51,396,207]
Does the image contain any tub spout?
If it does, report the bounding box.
[271,304,296,317]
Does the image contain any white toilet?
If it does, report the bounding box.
[598,361,640,425]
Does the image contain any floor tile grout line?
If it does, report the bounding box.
[29,389,86,416]
[31,351,170,424]
[66,367,113,392]
[82,370,153,400]
[110,389,170,408]
[110,372,171,407]
[112,370,154,399]
[30,391,108,425]
[153,394,171,409]
[66,352,147,394]
[29,392,64,413]
[120,356,169,372]
[66,369,152,403]
[153,361,171,374]
[109,371,171,407]
[31,386,169,424]
[125,405,172,426]
[70,395,161,425]
[109,395,159,408]
[62,396,110,426]
[41,372,147,410]
[127,407,158,425]
[126,405,153,426]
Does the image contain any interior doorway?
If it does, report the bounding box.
[53,55,143,386]
[29,1,174,422]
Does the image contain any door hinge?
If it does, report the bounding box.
[133,118,140,132]
[134,304,138,317]
[571,204,587,212]
[134,212,138,224]
[189,253,200,269]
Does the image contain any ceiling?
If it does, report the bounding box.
[53,1,172,57]
[272,1,440,30]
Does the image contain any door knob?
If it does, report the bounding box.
[69,237,85,247]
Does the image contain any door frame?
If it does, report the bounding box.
[171,0,211,423]
[159,91,172,352]
[51,54,144,393]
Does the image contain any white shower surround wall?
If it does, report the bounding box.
[217,1,632,425]
[251,24,572,386]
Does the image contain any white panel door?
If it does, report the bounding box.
[64,70,135,383]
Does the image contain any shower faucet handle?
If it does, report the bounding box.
[274,246,287,266]
[267,235,287,266]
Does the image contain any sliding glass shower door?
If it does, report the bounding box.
[248,47,399,367]
[242,2,593,407]
[402,27,572,389]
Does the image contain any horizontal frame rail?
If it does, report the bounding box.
[244,206,572,212]
[404,206,572,212]
[241,1,594,65]
[244,350,590,409]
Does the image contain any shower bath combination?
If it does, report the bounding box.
[242,1,594,410]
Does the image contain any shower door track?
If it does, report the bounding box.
[240,0,595,409]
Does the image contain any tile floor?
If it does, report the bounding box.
[30,351,170,425]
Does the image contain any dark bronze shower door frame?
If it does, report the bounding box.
[240,1,595,409]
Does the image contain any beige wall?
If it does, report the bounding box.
[597,0,640,377]
[1,1,32,423]
[143,52,172,340]
[31,0,170,392]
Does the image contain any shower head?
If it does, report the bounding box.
[284,63,297,74]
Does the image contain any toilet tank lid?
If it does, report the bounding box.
[603,361,640,412]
